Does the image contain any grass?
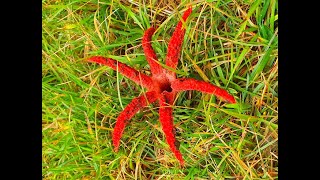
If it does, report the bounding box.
[42,0,278,179]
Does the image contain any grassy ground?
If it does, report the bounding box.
[42,0,278,179]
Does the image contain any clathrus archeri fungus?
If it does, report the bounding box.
[88,6,236,165]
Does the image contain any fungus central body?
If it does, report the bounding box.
[151,73,175,93]
[88,7,236,166]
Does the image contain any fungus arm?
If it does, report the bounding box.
[112,91,158,151]
[88,56,154,89]
[171,78,236,103]
[142,27,163,75]
[165,7,192,73]
[159,91,184,165]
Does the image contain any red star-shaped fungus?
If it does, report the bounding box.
[88,6,236,166]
